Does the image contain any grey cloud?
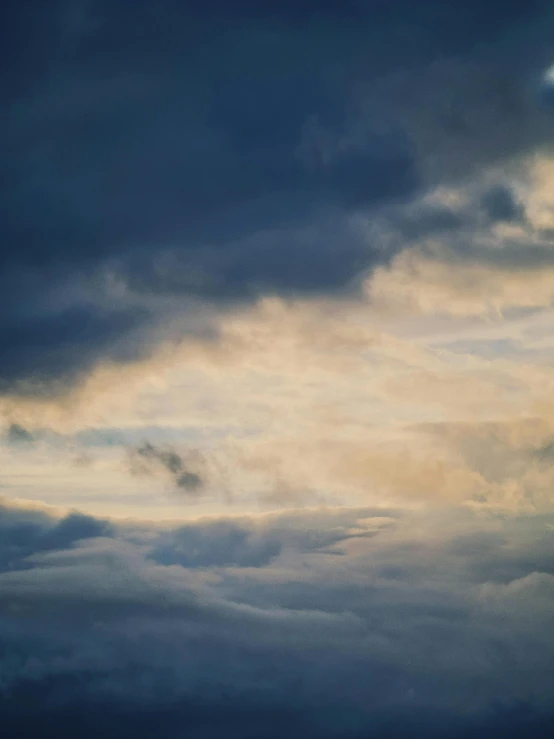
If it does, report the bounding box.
[1,501,553,723]
[0,500,114,572]
[480,185,526,223]
[38,512,114,553]
[393,204,467,242]
[4,423,34,444]
[150,509,385,568]
[537,65,554,108]
[1,676,553,739]
[130,442,204,494]
[371,173,554,283]
[375,178,528,255]
[2,1,554,393]
[536,439,554,460]
[0,299,151,396]
[0,424,196,449]
[151,521,283,569]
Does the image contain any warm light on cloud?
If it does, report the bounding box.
[3,2,554,734]
[368,251,554,316]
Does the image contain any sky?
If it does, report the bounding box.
[2,1,554,736]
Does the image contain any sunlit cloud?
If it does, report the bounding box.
[3,1,554,735]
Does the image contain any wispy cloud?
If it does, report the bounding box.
[129,442,204,495]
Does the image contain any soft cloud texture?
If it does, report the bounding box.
[4,3,554,736]
[3,0,554,393]
[129,442,205,495]
[1,497,554,736]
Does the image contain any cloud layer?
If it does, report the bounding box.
[4,4,554,736]
[1,497,554,736]
[3,0,554,393]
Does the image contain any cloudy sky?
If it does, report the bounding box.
[3,1,554,736]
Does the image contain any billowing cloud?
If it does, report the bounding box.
[4,5,554,735]
[0,498,113,570]
[3,0,554,394]
[361,152,554,318]
[1,498,554,736]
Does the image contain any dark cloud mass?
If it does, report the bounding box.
[0,501,113,570]
[1,499,554,736]
[481,185,525,224]
[4,5,554,734]
[2,0,554,393]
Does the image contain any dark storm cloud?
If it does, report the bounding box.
[1,687,554,739]
[2,0,554,393]
[1,501,554,737]
[375,180,527,251]
[0,500,113,571]
[0,302,149,395]
[372,173,554,278]
[481,185,526,223]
